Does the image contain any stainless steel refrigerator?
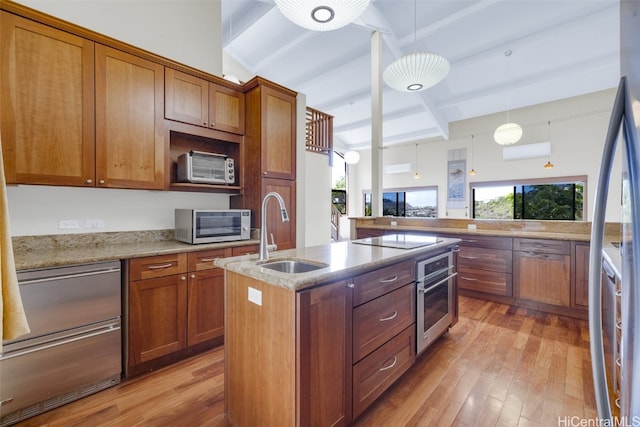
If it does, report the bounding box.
[589,0,640,421]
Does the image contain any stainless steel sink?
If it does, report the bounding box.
[259,259,328,274]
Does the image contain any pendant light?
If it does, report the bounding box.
[469,134,477,176]
[413,143,420,179]
[274,0,370,31]
[223,8,240,84]
[544,120,554,169]
[383,0,450,92]
[494,50,522,145]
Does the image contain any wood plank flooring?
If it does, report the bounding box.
[13,296,597,426]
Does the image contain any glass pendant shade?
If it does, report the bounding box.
[493,122,523,145]
[274,0,370,31]
[384,52,450,92]
[344,150,360,165]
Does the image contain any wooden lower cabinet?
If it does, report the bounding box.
[129,273,187,365]
[127,248,231,376]
[297,280,352,427]
[572,242,590,310]
[514,238,571,310]
[442,234,513,299]
[225,257,424,426]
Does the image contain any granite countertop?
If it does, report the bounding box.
[13,229,260,271]
[214,237,460,292]
[357,224,592,241]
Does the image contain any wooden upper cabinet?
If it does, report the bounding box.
[261,85,296,179]
[0,12,96,186]
[209,83,245,135]
[165,68,244,135]
[95,45,164,189]
[244,80,296,180]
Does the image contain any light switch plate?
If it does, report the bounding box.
[248,287,262,306]
[58,219,79,230]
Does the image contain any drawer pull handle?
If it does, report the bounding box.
[616,357,622,367]
[462,239,477,243]
[347,283,355,289]
[0,398,14,406]
[379,311,398,322]
[461,256,479,260]
[616,321,622,330]
[616,290,622,297]
[615,397,621,408]
[379,275,398,283]
[379,356,397,371]
[200,258,218,262]
[461,276,478,282]
[147,263,173,270]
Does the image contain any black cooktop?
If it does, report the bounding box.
[351,233,441,249]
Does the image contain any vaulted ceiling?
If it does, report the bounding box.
[222,0,620,151]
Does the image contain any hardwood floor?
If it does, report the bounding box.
[12,296,596,426]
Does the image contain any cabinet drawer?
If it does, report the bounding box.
[513,238,569,255]
[231,245,259,256]
[187,248,231,272]
[353,260,415,306]
[353,326,415,418]
[353,284,414,361]
[458,267,512,296]
[129,253,187,281]
[441,234,512,250]
[458,246,512,273]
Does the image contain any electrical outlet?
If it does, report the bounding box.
[85,219,105,229]
[248,287,262,306]
[58,220,79,230]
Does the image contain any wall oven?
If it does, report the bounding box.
[416,250,457,355]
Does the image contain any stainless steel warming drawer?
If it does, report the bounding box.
[0,261,122,426]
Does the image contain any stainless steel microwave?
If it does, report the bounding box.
[175,209,251,244]
[176,150,235,185]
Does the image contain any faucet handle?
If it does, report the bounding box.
[268,233,278,252]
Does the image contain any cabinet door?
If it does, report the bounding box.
[95,45,164,189]
[514,251,570,307]
[187,269,224,346]
[209,83,245,135]
[0,12,95,186]
[261,85,296,179]
[297,280,352,427]
[129,274,187,366]
[573,242,590,308]
[263,178,296,250]
[165,68,208,127]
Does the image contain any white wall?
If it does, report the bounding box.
[14,0,222,75]
[6,0,226,237]
[349,89,623,222]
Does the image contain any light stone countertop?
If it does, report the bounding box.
[14,236,260,271]
[214,237,461,292]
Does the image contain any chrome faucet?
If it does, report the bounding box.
[259,192,289,261]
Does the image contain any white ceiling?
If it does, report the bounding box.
[221,0,620,151]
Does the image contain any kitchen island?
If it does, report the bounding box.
[214,236,460,427]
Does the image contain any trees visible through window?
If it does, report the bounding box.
[472,177,585,220]
[364,187,437,217]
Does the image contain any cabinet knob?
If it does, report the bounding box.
[209,122,215,127]
[99,179,105,185]
[191,274,196,279]
[203,121,208,126]
[181,276,187,281]
[347,283,355,289]
[85,179,93,184]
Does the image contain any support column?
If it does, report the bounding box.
[371,30,383,217]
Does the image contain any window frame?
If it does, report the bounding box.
[470,175,588,221]
[363,185,439,218]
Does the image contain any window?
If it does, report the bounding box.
[472,177,586,220]
[364,187,438,217]
[332,152,347,214]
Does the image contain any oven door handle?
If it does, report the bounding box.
[417,272,457,293]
